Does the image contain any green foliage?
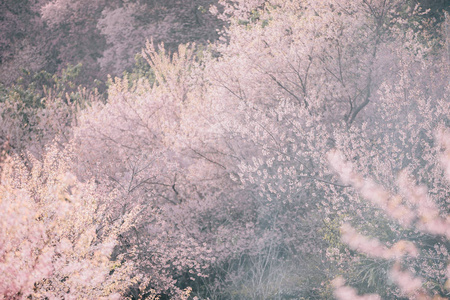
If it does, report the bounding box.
[238,8,271,28]
[322,215,347,250]
[0,82,42,131]
[0,63,103,157]
[123,53,156,87]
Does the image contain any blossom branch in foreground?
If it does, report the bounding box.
[327,149,450,237]
[332,276,381,300]
[340,224,418,260]
[327,130,450,299]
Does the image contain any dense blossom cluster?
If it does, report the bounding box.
[0,145,137,298]
[0,0,449,299]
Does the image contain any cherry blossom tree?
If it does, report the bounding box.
[0,144,136,299]
[199,0,449,297]
[72,42,234,297]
